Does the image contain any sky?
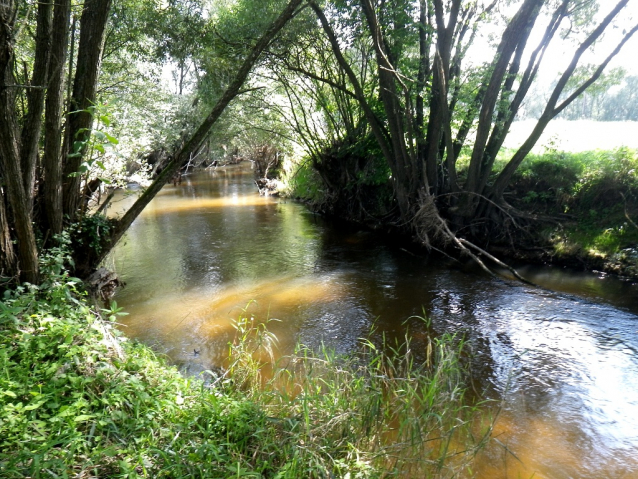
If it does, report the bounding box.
[467,0,638,78]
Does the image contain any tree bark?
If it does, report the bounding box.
[0,0,39,283]
[62,0,112,219]
[42,0,71,236]
[0,184,16,278]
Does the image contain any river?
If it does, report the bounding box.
[109,164,638,478]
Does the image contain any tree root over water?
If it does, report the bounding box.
[414,194,538,287]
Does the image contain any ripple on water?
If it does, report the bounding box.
[111,166,638,479]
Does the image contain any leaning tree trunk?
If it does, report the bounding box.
[83,0,305,274]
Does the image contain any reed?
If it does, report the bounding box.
[227,313,493,478]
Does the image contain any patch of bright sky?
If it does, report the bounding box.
[466,0,638,80]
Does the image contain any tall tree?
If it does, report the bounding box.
[293,0,637,251]
[0,0,305,283]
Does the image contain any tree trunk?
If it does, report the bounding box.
[0,1,40,284]
[461,0,543,214]
[0,185,16,278]
[42,0,71,236]
[62,0,112,219]
[360,0,417,216]
[20,0,52,213]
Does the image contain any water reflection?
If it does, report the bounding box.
[110,164,638,478]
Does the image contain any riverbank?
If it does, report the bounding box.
[497,147,638,279]
[282,147,638,281]
[0,252,489,478]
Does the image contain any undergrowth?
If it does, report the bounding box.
[506,147,638,262]
[0,242,490,478]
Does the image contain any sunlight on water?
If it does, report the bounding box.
[116,272,349,375]
[475,409,638,479]
[110,164,638,478]
[137,194,275,215]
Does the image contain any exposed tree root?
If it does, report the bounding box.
[415,194,537,287]
[457,238,537,286]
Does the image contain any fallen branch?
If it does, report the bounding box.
[458,238,537,286]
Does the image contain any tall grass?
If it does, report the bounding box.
[228,314,492,478]
[0,245,491,477]
[506,147,638,259]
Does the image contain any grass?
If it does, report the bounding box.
[229,315,492,478]
[506,147,638,261]
[0,243,491,478]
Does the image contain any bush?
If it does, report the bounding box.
[506,147,638,258]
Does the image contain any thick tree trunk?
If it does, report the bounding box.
[0,1,39,283]
[62,0,112,219]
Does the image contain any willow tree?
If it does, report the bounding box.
[1,0,109,283]
[0,0,305,284]
[292,0,637,251]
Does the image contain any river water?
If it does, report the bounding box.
[109,164,638,478]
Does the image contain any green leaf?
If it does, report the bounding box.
[24,400,46,411]
[95,144,105,154]
[104,133,119,145]
[99,115,111,127]
[74,414,95,422]
[96,161,106,170]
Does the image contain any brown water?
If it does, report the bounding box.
[109,164,638,478]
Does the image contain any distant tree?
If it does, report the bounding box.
[602,75,638,121]
[555,65,626,120]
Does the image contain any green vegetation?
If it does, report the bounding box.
[0,248,489,478]
[504,147,638,266]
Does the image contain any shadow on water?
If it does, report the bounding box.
[109,164,638,479]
